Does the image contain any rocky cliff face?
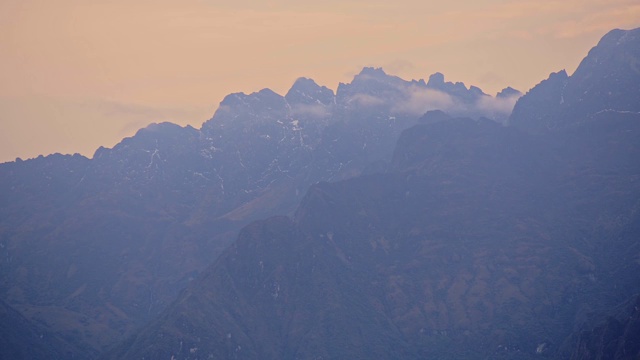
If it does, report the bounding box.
[569,295,640,360]
[510,27,640,133]
[0,299,82,359]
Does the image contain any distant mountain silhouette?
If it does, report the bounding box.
[2,27,639,359]
[0,64,511,357]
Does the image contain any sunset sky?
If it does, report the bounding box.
[1,0,639,163]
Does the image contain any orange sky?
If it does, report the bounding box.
[1,0,639,163]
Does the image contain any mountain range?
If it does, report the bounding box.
[1,27,639,359]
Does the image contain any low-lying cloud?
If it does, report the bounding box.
[349,84,521,122]
[391,86,456,115]
[290,103,331,118]
[349,93,387,107]
[475,94,520,121]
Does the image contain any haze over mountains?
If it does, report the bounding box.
[1,28,640,359]
[0,61,518,359]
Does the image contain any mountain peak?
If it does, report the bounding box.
[418,109,452,125]
[550,69,568,80]
[497,86,523,99]
[426,72,486,103]
[596,27,640,48]
[289,77,320,91]
[358,67,388,77]
[427,72,445,86]
[510,26,640,133]
[220,88,283,104]
[217,88,286,111]
[508,69,569,133]
[285,77,335,106]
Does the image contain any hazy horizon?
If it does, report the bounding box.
[1,0,639,163]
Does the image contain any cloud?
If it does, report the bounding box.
[475,95,521,122]
[392,86,456,115]
[348,93,386,107]
[291,103,331,118]
[391,84,520,121]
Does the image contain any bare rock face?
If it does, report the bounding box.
[510,27,640,133]
[569,295,640,360]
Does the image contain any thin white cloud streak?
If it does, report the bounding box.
[348,94,387,107]
[352,85,521,121]
[391,86,456,115]
[475,95,521,123]
[290,104,332,119]
[394,87,520,120]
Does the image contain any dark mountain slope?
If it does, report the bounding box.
[106,216,418,360]
[569,295,640,360]
[508,70,569,133]
[104,106,640,359]
[0,298,82,359]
